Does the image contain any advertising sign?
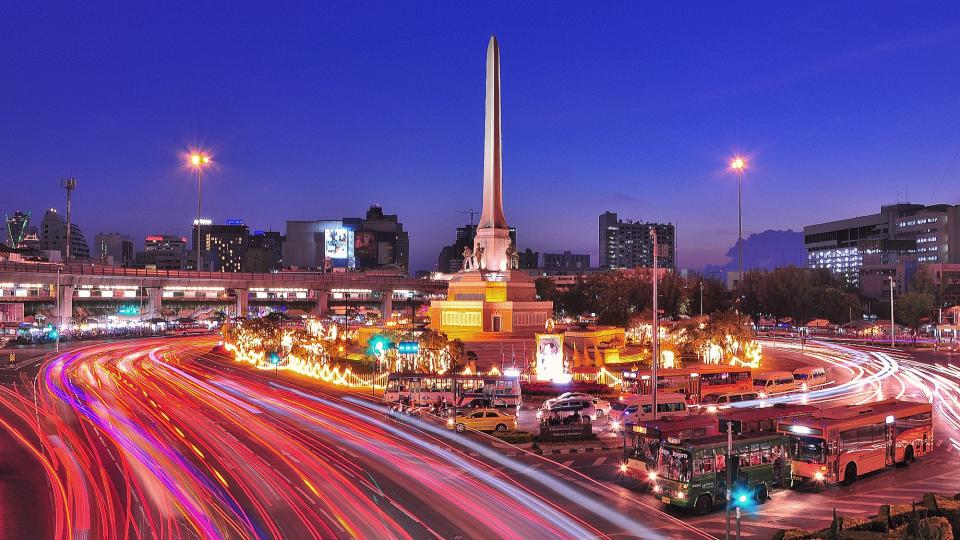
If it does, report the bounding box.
[535,333,569,383]
[324,228,351,260]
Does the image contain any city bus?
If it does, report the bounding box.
[621,364,753,403]
[383,373,522,408]
[624,403,815,481]
[777,399,933,486]
[651,431,790,515]
[624,415,720,480]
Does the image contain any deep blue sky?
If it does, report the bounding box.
[3,3,960,272]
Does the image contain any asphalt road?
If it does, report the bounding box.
[0,337,712,539]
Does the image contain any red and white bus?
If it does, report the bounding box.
[621,364,753,403]
[778,399,933,486]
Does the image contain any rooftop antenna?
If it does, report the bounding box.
[456,209,480,227]
[60,177,78,261]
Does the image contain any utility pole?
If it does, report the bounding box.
[60,178,77,261]
[651,228,659,421]
[726,420,733,540]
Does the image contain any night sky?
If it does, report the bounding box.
[3,3,960,272]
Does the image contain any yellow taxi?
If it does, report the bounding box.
[447,408,517,433]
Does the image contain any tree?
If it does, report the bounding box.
[534,277,558,302]
[895,291,934,342]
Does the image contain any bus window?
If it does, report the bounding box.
[657,447,691,483]
[702,455,714,474]
[790,436,826,464]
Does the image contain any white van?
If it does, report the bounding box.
[608,393,688,429]
[792,366,827,391]
[752,371,796,397]
[699,391,760,412]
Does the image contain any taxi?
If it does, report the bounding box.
[447,408,517,433]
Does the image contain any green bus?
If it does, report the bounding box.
[650,431,790,515]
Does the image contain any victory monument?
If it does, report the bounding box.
[429,36,553,338]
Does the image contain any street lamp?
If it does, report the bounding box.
[889,277,896,348]
[188,152,212,272]
[729,156,746,287]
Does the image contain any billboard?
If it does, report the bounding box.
[354,231,377,264]
[324,228,351,260]
[535,333,569,383]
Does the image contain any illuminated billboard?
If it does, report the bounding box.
[354,231,376,261]
[535,333,569,383]
[324,228,352,260]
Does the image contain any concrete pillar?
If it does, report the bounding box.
[234,288,249,318]
[381,290,394,320]
[58,285,74,325]
[312,290,329,317]
[147,288,162,318]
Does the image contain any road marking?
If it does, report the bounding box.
[936,439,944,448]
[561,460,574,468]
[592,457,607,466]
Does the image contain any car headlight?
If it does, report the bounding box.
[647,471,657,481]
[619,464,628,473]
[676,491,686,499]
[814,471,824,481]
[653,485,662,493]
[611,421,621,430]
[447,418,454,426]
[706,406,717,414]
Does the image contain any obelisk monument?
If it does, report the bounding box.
[429,35,552,337]
[473,35,513,272]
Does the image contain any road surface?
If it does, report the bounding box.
[0,337,710,539]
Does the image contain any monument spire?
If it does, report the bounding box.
[478,34,508,230]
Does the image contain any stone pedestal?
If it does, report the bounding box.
[429,270,551,338]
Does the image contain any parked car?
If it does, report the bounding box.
[447,408,517,433]
[537,397,597,422]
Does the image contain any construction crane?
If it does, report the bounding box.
[456,209,480,227]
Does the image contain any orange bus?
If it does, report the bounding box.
[777,399,933,486]
[621,364,753,402]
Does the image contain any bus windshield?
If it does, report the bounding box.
[657,447,692,482]
[790,435,826,464]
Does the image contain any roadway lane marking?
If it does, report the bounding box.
[561,460,574,467]
[592,457,607,466]
[937,439,944,448]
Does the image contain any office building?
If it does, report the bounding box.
[284,205,409,272]
[805,203,960,286]
[94,233,134,266]
[39,208,90,259]
[243,231,285,273]
[543,250,590,272]
[192,219,248,272]
[598,211,675,270]
[143,234,188,270]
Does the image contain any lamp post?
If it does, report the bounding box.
[889,276,896,348]
[699,280,704,318]
[188,152,212,272]
[729,157,746,285]
[651,228,659,421]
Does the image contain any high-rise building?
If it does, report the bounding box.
[243,231,285,273]
[192,219,248,272]
[283,205,409,272]
[804,203,960,286]
[143,234,188,270]
[5,211,31,249]
[598,211,675,270]
[94,233,134,266]
[39,208,89,259]
[543,250,590,272]
[518,248,539,270]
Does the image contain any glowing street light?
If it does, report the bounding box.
[729,156,747,326]
[188,151,212,272]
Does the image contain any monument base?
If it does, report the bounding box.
[429,270,552,338]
